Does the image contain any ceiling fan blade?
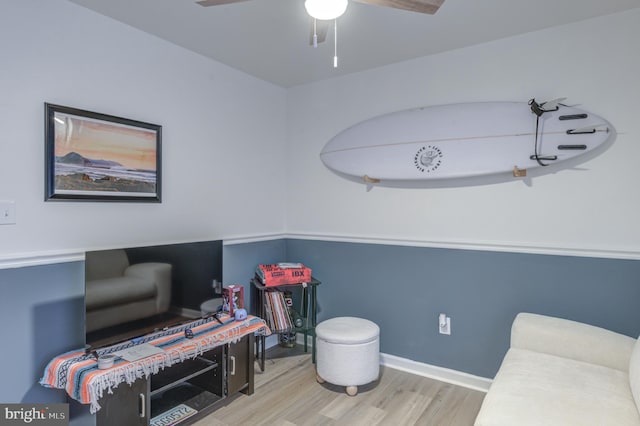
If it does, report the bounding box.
[309,19,329,46]
[196,0,252,7]
[353,0,445,14]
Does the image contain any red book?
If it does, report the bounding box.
[256,264,312,287]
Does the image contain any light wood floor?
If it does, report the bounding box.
[194,345,485,426]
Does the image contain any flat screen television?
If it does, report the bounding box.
[85,240,223,349]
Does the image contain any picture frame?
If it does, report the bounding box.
[44,103,162,202]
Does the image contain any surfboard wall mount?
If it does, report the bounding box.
[513,166,527,178]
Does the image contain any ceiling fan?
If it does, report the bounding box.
[196,0,446,45]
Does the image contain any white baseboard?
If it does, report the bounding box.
[380,353,492,393]
[264,333,280,349]
[290,333,491,392]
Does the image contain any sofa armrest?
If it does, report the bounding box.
[511,313,635,372]
[125,263,172,313]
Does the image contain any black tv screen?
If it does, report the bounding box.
[85,240,223,349]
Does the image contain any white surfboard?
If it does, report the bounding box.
[320,101,613,185]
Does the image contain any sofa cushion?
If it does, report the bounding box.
[630,337,640,417]
[511,313,635,372]
[475,348,640,426]
[85,249,130,281]
[85,276,157,310]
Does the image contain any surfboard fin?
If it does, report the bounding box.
[540,97,566,111]
[529,155,558,161]
[559,113,588,121]
[567,124,609,135]
[529,97,566,117]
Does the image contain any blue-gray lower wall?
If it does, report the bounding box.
[0,262,84,404]
[4,237,639,420]
[285,239,640,378]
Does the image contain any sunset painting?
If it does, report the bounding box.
[45,104,161,202]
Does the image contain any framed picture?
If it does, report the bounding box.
[45,103,162,202]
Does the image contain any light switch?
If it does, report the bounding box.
[0,201,16,225]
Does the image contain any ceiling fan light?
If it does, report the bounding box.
[305,0,348,20]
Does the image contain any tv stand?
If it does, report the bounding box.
[96,334,254,425]
[41,314,268,425]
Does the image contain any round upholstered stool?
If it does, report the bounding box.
[315,316,380,396]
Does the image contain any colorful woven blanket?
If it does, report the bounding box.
[40,314,270,413]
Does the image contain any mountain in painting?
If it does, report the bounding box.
[57,152,122,168]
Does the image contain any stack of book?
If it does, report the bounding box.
[256,263,312,287]
[263,290,293,332]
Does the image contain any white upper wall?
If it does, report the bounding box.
[2,2,639,263]
[0,0,287,259]
[286,9,640,257]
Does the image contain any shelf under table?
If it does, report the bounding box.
[151,356,218,396]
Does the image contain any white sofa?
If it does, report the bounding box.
[85,249,172,332]
[475,313,640,426]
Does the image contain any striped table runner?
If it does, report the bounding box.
[40,314,270,413]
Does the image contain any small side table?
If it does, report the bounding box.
[250,277,320,371]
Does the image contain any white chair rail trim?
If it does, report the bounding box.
[5,231,640,270]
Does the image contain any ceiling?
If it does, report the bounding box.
[69,0,639,88]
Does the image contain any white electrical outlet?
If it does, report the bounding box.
[439,313,451,335]
[0,201,16,225]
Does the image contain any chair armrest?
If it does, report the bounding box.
[511,313,635,372]
[125,263,172,313]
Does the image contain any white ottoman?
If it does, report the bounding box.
[315,316,380,396]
